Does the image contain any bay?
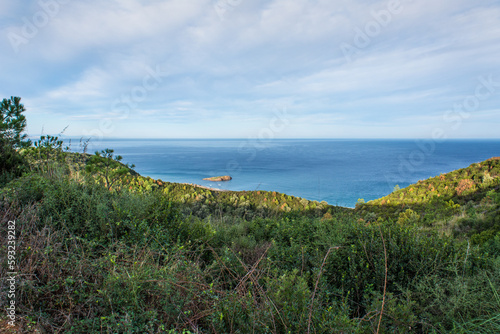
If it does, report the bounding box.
[69,138,500,208]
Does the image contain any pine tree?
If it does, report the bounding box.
[0,96,31,148]
[0,96,30,182]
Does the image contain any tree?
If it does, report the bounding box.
[86,148,135,190]
[0,96,31,148]
[27,135,67,176]
[355,198,366,209]
[0,96,30,182]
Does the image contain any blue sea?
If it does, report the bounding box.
[69,139,500,208]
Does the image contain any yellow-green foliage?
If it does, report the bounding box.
[367,158,500,208]
[357,158,500,244]
[397,208,420,225]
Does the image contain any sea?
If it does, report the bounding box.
[67,139,500,208]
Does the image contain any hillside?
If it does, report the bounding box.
[357,158,500,244]
[1,144,499,333]
[119,177,352,220]
[364,157,500,207]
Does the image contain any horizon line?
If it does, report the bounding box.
[27,135,500,141]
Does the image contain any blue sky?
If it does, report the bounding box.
[1,0,500,139]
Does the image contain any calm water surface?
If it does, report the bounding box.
[69,139,500,208]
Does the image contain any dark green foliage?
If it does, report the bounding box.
[481,232,500,258]
[0,173,48,205]
[0,96,31,184]
[0,138,27,186]
[0,96,31,149]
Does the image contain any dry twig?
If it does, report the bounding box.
[376,227,388,334]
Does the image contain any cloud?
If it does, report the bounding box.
[47,67,110,101]
[1,0,499,138]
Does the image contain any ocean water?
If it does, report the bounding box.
[70,139,500,208]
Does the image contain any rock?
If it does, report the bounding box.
[203,175,232,182]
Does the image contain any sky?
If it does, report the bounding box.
[1,0,500,139]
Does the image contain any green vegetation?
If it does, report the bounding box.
[0,98,499,333]
[0,97,31,186]
[357,159,500,244]
[86,148,136,190]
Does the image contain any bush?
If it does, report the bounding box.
[0,139,28,186]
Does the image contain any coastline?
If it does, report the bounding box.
[180,182,229,192]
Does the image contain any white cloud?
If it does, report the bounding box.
[47,68,110,101]
[1,0,499,138]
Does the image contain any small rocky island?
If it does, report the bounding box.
[203,175,232,182]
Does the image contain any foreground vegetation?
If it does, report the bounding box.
[1,98,499,333]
